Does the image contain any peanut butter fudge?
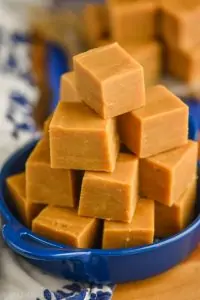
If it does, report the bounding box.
[6,173,43,227]
[166,44,200,85]
[109,1,158,44]
[60,71,79,102]
[155,177,197,238]
[32,206,100,248]
[161,0,200,49]
[73,43,145,119]
[103,199,154,249]
[26,137,79,208]
[140,141,198,206]
[118,85,188,158]
[78,153,138,223]
[50,101,120,171]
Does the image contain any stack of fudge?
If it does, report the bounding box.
[7,43,198,250]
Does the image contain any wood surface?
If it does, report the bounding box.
[113,246,200,300]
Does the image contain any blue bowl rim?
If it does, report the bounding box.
[0,138,200,258]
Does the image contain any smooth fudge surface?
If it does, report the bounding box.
[155,177,197,238]
[73,42,145,119]
[161,0,200,49]
[109,1,158,44]
[125,41,162,87]
[140,140,198,206]
[50,101,120,171]
[26,137,79,208]
[118,85,188,158]
[166,44,200,85]
[78,153,139,223]
[6,173,43,227]
[32,206,100,248]
[103,198,154,249]
[60,71,79,102]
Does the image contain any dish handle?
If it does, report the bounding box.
[2,222,91,262]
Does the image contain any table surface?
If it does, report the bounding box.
[113,246,200,300]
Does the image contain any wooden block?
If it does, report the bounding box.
[6,173,43,227]
[32,206,100,248]
[113,246,200,300]
[50,102,120,172]
[118,85,188,158]
[140,141,198,206]
[78,153,139,223]
[26,137,79,208]
[166,44,200,85]
[73,43,145,119]
[161,0,200,49]
[60,71,80,102]
[124,41,162,87]
[155,177,197,238]
[82,4,109,48]
[109,1,158,44]
[102,199,154,249]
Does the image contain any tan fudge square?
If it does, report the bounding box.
[26,137,79,208]
[109,1,158,44]
[124,41,162,87]
[73,43,145,119]
[155,177,197,238]
[103,199,154,249]
[118,85,188,158]
[161,0,200,49]
[50,101,119,172]
[32,206,100,248]
[60,71,79,102]
[140,141,198,206]
[78,153,139,223]
[6,173,43,227]
[166,44,200,85]
[83,4,109,48]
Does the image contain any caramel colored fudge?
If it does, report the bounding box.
[83,4,109,48]
[124,41,162,87]
[6,173,43,227]
[26,137,79,208]
[60,71,79,102]
[166,44,200,85]
[43,113,53,134]
[109,1,158,44]
[32,206,100,248]
[103,199,154,249]
[161,0,200,49]
[73,43,145,119]
[78,153,138,223]
[118,85,188,158]
[155,177,197,238]
[50,101,120,171]
[140,141,198,206]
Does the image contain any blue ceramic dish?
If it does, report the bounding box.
[0,115,199,284]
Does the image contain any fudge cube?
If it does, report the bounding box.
[155,177,197,238]
[26,137,79,208]
[73,43,145,119]
[166,44,200,85]
[32,206,100,248]
[109,1,158,44]
[60,71,79,102]
[78,153,139,223]
[103,199,154,249]
[6,173,43,227]
[125,41,162,87]
[83,4,109,48]
[140,141,198,206]
[118,85,189,158]
[50,101,120,171]
[161,0,200,49]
